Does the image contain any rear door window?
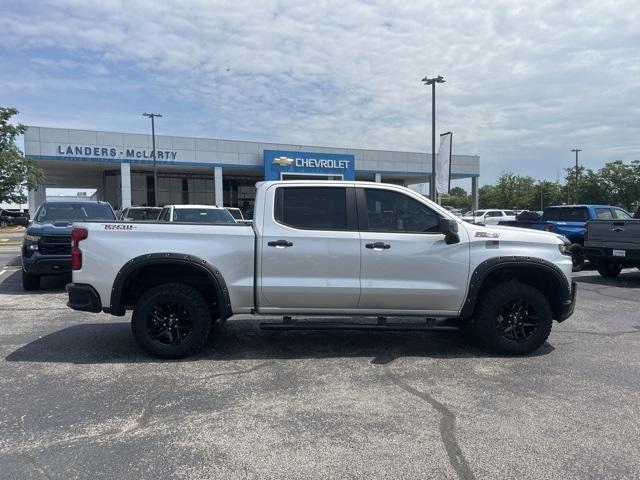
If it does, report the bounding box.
[595,208,613,220]
[543,207,589,222]
[486,211,503,217]
[275,187,347,231]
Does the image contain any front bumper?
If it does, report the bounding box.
[558,281,577,322]
[66,283,102,313]
[22,254,71,275]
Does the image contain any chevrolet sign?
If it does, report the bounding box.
[264,149,355,181]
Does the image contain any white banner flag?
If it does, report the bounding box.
[435,132,452,195]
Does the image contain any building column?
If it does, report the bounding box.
[120,162,132,210]
[374,173,381,183]
[213,166,223,207]
[471,176,479,210]
[28,186,46,214]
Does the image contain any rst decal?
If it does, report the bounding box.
[104,224,135,231]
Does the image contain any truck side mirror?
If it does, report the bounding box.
[439,218,460,245]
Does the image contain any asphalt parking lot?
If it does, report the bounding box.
[1,246,639,480]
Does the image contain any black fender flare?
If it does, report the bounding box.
[460,256,571,319]
[108,253,232,320]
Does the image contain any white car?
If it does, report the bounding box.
[462,209,517,225]
[157,205,236,224]
[67,181,575,359]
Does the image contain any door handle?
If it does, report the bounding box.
[267,239,294,248]
[365,242,391,250]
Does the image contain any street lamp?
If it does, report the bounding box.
[422,75,445,201]
[571,148,581,204]
[143,112,162,206]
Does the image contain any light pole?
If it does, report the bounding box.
[143,112,162,206]
[571,148,581,204]
[421,75,445,201]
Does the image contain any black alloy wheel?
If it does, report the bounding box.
[132,283,212,358]
[146,301,194,346]
[496,300,539,343]
[473,282,553,355]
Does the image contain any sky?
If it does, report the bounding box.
[1,0,639,187]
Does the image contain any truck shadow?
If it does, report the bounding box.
[3,318,555,365]
[0,269,70,295]
[574,269,640,288]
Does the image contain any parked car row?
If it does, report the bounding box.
[0,208,29,227]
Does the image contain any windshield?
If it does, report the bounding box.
[35,203,116,223]
[473,210,487,216]
[125,208,161,220]
[172,208,236,223]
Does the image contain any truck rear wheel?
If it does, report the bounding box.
[132,283,212,359]
[595,261,622,278]
[473,282,553,355]
[22,270,40,291]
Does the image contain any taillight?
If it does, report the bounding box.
[584,223,589,242]
[544,223,555,232]
[71,227,88,270]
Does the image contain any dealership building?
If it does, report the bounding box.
[24,126,480,215]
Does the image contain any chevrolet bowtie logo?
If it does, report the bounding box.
[273,156,294,167]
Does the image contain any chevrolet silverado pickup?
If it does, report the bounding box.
[66,181,576,358]
[18,200,117,290]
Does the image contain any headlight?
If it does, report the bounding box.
[24,234,40,242]
[558,243,571,256]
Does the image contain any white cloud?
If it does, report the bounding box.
[1,0,639,182]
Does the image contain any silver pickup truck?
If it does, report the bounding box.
[67,180,576,358]
[584,219,640,277]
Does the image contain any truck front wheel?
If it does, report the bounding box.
[473,282,553,355]
[22,270,40,291]
[595,261,622,278]
[132,283,212,359]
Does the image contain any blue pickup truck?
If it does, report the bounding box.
[17,200,116,290]
[500,205,633,268]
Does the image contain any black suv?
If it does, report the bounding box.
[19,201,116,290]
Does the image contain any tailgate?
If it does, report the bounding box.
[586,220,640,249]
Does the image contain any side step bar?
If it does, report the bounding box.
[259,320,460,332]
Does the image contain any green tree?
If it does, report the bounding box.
[478,184,500,208]
[441,186,471,210]
[0,107,43,203]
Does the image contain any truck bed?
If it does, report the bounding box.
[73,221,256,314]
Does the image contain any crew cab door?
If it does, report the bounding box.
[258,185,361,311]
[357,187,470,314]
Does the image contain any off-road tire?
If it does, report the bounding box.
[132,283,212,359]
[569,243,584,271]
[596,261,622,278]
[22,270,40,291]
[473,282,553,355]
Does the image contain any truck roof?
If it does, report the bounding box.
[546,204,619,209]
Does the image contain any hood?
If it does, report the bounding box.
[463,222,564,245]
[27,222,74,236]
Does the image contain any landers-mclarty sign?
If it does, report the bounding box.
[56,145,178,160]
